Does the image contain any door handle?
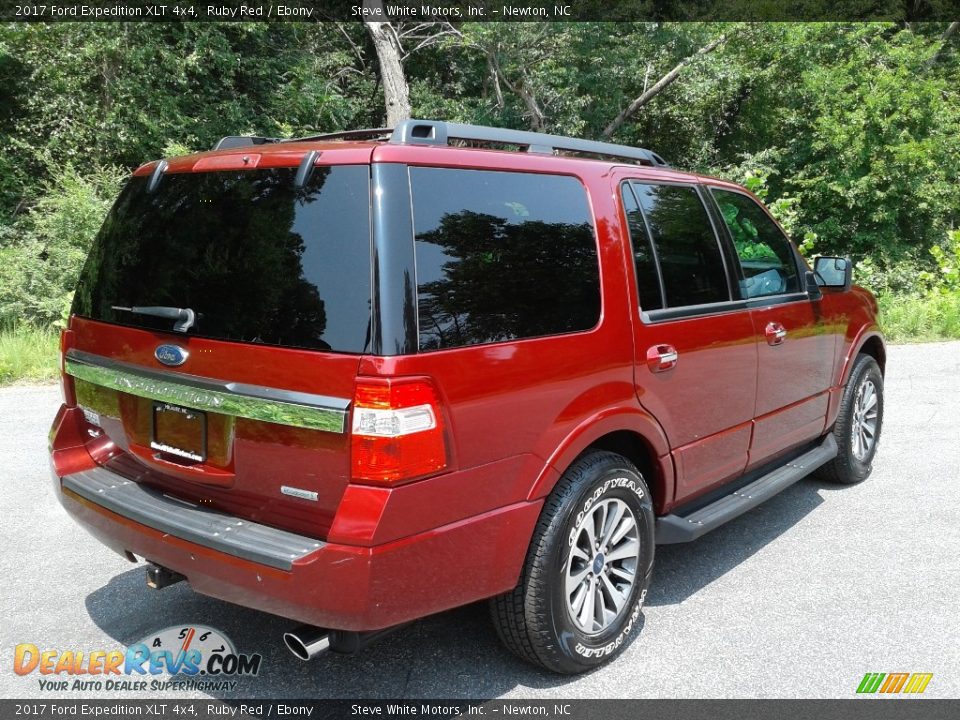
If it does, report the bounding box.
[765,322,787,346]
[646,344,679,373]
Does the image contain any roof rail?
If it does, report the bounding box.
[284,127,392,143]
[390,119,669,167]
[212,136,281,151]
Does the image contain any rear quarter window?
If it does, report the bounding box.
[410,168,600,351]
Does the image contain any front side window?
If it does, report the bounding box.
[410,167,600,351]
[630,183,730,308]
[712,188,800,299]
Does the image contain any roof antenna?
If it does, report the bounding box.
[147,160,168,193]
[294,150,320,191]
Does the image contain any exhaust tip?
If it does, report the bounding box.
[282,632,311,661]
[283,626,331,661]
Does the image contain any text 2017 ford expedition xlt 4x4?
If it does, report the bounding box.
[49,120,885,674]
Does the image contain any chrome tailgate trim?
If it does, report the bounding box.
[64,348,349,433]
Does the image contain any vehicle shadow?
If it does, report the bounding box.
[85,478,829,698]
[85,570,570,699]
[647,477,826,606]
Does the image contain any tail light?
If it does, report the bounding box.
[59,328,76,407]
[350,378,447,486]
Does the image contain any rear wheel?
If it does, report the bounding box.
[817,353,884,484]
[490,451,655,674]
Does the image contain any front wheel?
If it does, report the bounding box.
[490,451,655,674]
[817,353,884,484]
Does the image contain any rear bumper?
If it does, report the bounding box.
[63,467,323,570]
[51,445,542,632]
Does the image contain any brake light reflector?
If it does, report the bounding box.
[351,379,447,485]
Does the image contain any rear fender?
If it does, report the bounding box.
[526,407,673,510]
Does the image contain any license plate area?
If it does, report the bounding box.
[150,402,207,463]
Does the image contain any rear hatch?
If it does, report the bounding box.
[65,154,372,540]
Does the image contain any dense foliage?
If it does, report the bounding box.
[0,21,957,329]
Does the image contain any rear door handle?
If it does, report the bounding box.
[646,344,679,373]
[765,322,787,346]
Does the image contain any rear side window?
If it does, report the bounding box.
[621,183,665,311]
[711,188,800,298]
[630,183,730,308]
[72,166,372,353]
[410,168,599,351]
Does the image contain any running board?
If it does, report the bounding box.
[655,434,838,544]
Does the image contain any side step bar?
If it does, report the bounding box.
[655,434,838,544]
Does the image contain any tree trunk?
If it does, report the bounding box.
[926,21,959,67]
[363,11,411,127]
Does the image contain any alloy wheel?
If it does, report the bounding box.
[851,378,879,461]
[564,498,640,635]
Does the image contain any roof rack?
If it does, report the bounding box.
[209,121,669,167]
[283,127,392,143]
[389,119,669,167]
[212,135,281,151]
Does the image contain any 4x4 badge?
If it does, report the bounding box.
[155,344,188,367]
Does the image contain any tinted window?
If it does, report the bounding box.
[712,188,800,298]
[631,183,730,308]
[72,166,371,352]
[620,183,664,311]
[410,168,599,350]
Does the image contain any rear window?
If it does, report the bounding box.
[410,168,599,351]
[72,165,372,353]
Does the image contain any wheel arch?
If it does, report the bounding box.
[526,409,674,515]
[841,329,886,386]
[857,334,886,377]
[588,430,668,514]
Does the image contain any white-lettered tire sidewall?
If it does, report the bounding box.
[545,464,654,672]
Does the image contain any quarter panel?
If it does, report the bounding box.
[357,165,642,509]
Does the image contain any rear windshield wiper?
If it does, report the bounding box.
[111,305,196,333]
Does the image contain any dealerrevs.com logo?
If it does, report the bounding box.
[14,625,262,693]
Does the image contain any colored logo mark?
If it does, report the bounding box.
[155,344,188,367]
[857,672,933,694]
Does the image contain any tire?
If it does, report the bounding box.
[816,353,884,485]
[490,450,655,674]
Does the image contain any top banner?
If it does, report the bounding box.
[3,0,960,22]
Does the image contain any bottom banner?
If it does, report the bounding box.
[1,699,958,720]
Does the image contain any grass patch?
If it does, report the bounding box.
[0,292,956,386]
[0,325,59,386]
[878,292,960,343]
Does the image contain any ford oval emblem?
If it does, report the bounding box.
[155,344,188,367]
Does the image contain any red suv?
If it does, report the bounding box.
[49,120,885,674]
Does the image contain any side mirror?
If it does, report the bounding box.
[813,256,853,292]
[804,270,822,300]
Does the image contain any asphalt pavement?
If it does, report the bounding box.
[1,341,958,700]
